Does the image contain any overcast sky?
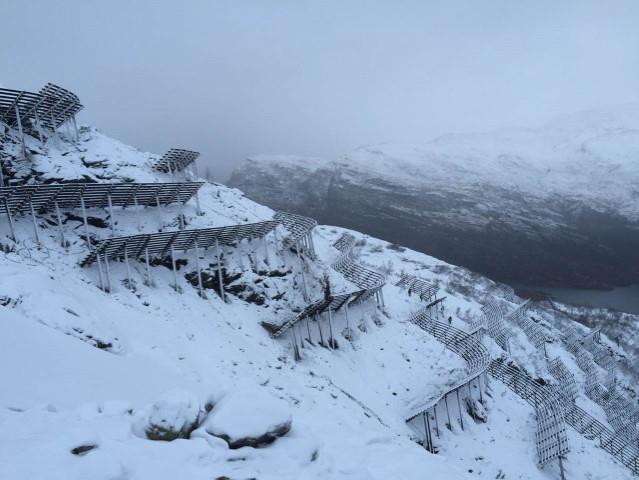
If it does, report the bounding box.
[2,0,638,180]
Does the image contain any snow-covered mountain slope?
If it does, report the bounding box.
[1,125,638,480]
[229,106,639,289]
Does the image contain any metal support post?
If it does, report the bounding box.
[4,198,16,241]
[215,238,225,302]
[156,194,163,231]
[103,254,112,293]
[144,248,153,286]
[107,194,116,237]
[327,306,335,349]
[194,191,202,215]
[170,245,180,292]
[95,254,105,291]
[316,314,325,346]
[133,194,141,231]
[305,315,313,344]
[124,246,132,288]
[54,200,65,247]
[456,389,464,431]
[297,248,308,301]
[80,195,91,248]
[194,242,205,298]
[29,200,40,245]
[444,394,452,430]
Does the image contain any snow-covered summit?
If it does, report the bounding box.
[339,105,639,219]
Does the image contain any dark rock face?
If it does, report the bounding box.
[214,421,291,449]
[229,161,639,289]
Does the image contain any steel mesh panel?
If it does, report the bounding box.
[0,83,82,137]
[548,357,579,401]
[332,233,386,291]
[152,148,199,173]
[505,300,549,349]
[273,211,317,250]
[405,307,490,421]
[0,182,203,216]
[266,231,384,337]
[395,273,438,302]
[475,299,513,351]
[488,357,570,465]
[80,220,278,267]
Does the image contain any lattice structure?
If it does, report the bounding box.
[505,300,549,349]
[600,388,639,444]
[152,149,199,173]
[0,83,82,138]
[273,211,317,258]
[0,182,203,217]
[548,357,579,401]
[563,401,639,474]
[395,273,438,302]
[583,329,617,373]
[405,307,490,421]
[263,231,384,339]
[332,233,386,291]
[263,289,369,338]
[488,357,570,465]
[561,325,584,355]
[559,324,639,447]
[80,220,278,267]
[475,299,513,351]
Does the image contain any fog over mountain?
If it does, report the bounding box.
[229,106,639,289]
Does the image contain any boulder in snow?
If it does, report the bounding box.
[203,389,291,449]
[133,390,202,441]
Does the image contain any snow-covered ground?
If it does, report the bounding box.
[0,126,636,479]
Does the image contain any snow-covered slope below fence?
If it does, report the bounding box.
[0,127,636,479]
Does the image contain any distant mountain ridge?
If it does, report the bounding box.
[229,106,639,288]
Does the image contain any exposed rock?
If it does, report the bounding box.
[133,390,202,441]
[202,389,292,449]
[70,444,97,456]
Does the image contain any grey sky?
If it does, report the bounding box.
[2,0,638,180]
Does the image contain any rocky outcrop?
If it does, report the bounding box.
[200,389,292,449]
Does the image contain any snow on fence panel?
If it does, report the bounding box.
[562,401,639,474]
[582,328,616,373]
[262,289,369,339]
[0,83,82,139]
[405,307,490,423]
[0,182,204,217]
[331,233,386,292]
[80,220,279,267]
[265,231,385,354]
[473,299,512,351]
[559,323,639,445]
[152,149,199,173]
[488,357,570,466]
[395,273,438,303]
[548,357,579,401]
[505,300,549,349]
[273,211,317,258]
